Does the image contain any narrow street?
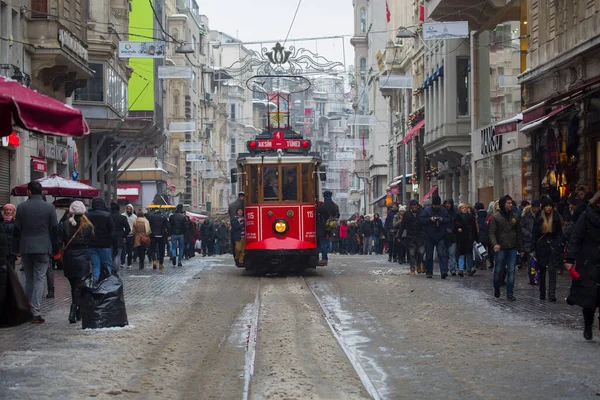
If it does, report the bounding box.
[1,254,599,400]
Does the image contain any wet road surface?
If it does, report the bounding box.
[1,254,599,399]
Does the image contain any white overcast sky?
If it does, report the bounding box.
[200,0,354,69]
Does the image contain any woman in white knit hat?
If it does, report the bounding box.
[57,201,94,323]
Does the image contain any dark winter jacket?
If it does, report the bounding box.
[232,216,245,242]
[372,218,384,237]
[398,209,424,244]
[520,206,536,253]
[169,212,187,236]
[316,204,328,238]
[384,209,398,232]
[200,220,214,240]
[419,206,451,242]
[110,203,131,249]
[532,211,563,268]
[566,206,600,309]
[453,213,479,256]
[444,198,457,243]
[476,209,489,244]
[0,221,8,266]
[218,225,229,245]
[488,211,523,252]
[2,219,15,260]
[86,198,114,249]
[323,198,340,220]
[148,211,170,237]
[360,220,374,237]
[58,217,93,280]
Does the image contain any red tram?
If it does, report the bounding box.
[232,128,326,273]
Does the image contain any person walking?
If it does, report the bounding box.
[520,200,540,270]
[419,196,450,279]
[489,195,524,301]
[169,204,187,266]
[372,213,384,255]
[443,198,458,276]
[147,208,170,269]
[339,220,348,255]
[2,204,17,270]
[13,181,58,324]
[86,198,115,280]
[565,190,600,340]
[121,204,137,268]
[360,215,374,255]
[199,219,214,257]
[532,198,563,301]
[132,211,151,269]
[231,208,246,267]
[57,201,94,323]
[475,202,489,269]
[110,202,130,272]
[453,203,479,277]
[385,203,399,262]
[316,201,330,266]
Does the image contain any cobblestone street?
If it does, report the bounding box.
[1,254,599,399]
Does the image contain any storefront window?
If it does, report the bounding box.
[502,150,523,201]
[476,158,495,204]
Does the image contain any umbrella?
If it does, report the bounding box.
[0,76,89,137]
[186,211,208,223]
[12,174,99,198]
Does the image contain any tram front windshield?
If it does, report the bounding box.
[246,164,314,204]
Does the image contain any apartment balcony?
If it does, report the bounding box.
[426,0,520,31]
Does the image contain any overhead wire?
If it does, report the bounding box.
[283,0,303,46]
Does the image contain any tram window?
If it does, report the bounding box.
[248,165,258,204]
[302,164,313,203]
[282,166,299,201]
[263,166,280,201]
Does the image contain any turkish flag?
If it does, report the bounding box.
[386,1,391,23]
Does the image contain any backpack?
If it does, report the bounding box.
[325,218,337,233]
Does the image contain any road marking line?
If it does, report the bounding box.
[303,276,382,400]
[242,280,260,400]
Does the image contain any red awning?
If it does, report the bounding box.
[402,119,425,144]
[117,183,141,200]
[520,104,573,133]
[421,185,439,201]
[12,174,99,198]
[0,76,90,137]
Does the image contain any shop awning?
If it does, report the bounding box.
[421,186,439,202]
[520,104,573,133]
[0,76,89,137]
[12,174,99,197]
[370,193,388,205]
[402,119,425,144]
[494,113,522,135]
[117,183,141,200]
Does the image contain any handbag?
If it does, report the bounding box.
[140,235,151,247]
[53,224,84,262]
[473,242,488,261]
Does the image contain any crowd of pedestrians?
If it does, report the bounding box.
[0,181,236,325]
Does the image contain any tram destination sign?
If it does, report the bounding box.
[256,139,302,149]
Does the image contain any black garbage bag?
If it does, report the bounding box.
[0,265,33,327]
[80,267,128,329]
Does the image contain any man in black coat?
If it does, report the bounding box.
[14,182,58,323]
[86,198,115,280]
[110,203,130,272]
[399,200,425,274]
[199,219,214,256]
[169,204,187,266]
[385,203,399,261]
[147,209,170,269]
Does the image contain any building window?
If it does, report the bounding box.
[456,57,469,116]
[360,57,367,85]
[173,90,180,117]
[230,103,236,121]
[230,137,235,155]
[75,63,104,102]
[106,66,127,115]
[360,8,367,33]
[30,0,47,18]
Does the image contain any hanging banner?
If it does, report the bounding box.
[158,66,193,79]
[118,41,166,58]
[422,21,469,40]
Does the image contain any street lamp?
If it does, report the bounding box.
[396,28,417,39]
[175,42,195,54]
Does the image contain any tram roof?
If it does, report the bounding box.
[236,153,322,165]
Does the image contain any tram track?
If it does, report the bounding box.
[242,274,380,400]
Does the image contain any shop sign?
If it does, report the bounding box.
[58,29,88,62]
[495,122,518,135]
[422,21,469,40]
[481,126,502,155]
[32,157,47,172]
[118,41,166,58]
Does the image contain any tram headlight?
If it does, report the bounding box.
[273,219,289,235]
